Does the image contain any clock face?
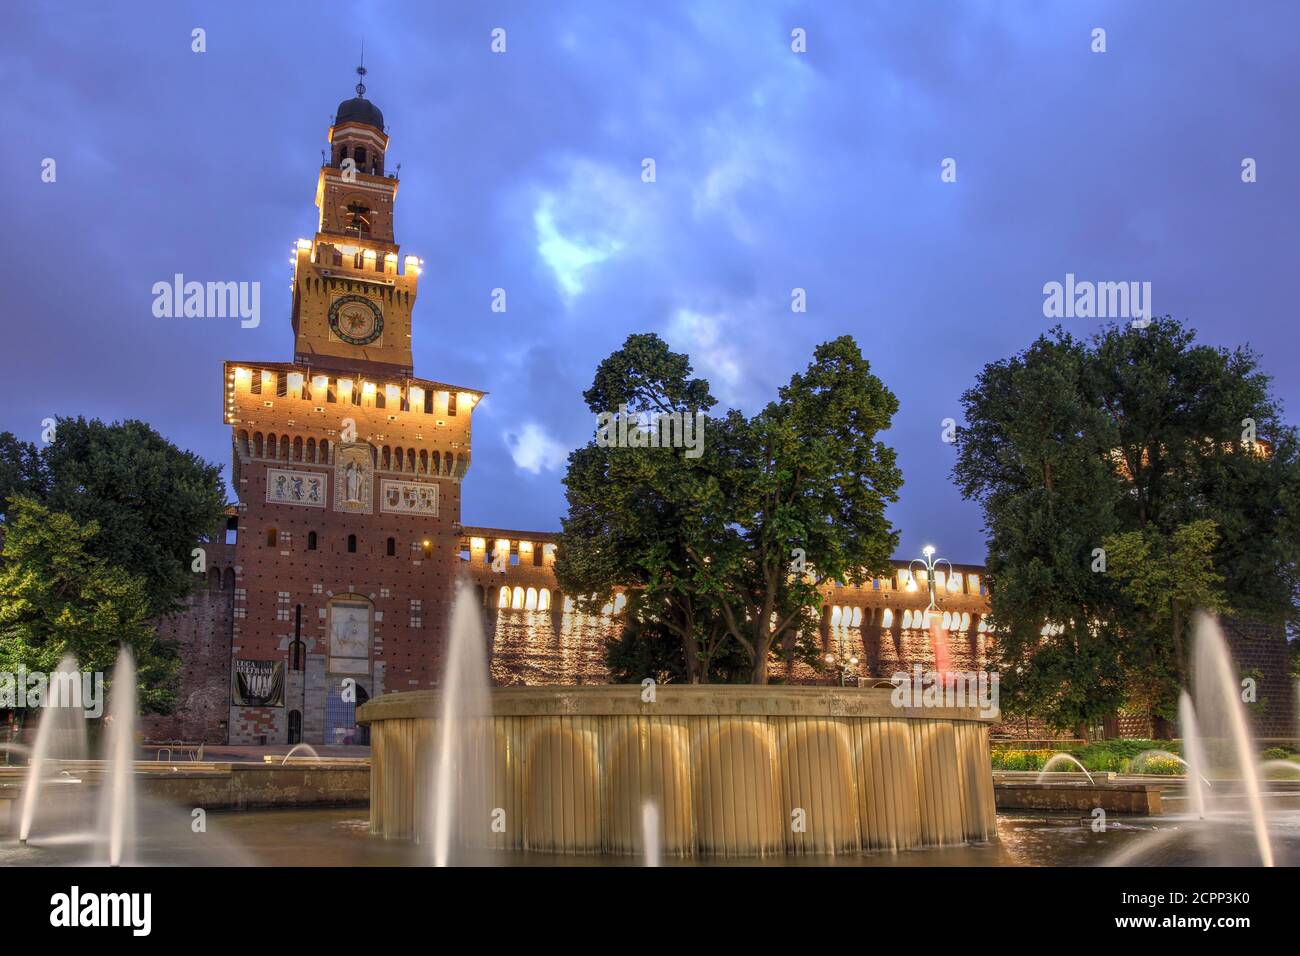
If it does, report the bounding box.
[328,295,384,346]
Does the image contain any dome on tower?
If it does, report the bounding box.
[335,95,384,130]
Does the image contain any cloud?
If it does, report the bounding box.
[504,422,569,474]
[666,307,746,406]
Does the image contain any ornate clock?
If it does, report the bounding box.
[328,295,384,346]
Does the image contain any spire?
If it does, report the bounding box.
[355,41,367,97]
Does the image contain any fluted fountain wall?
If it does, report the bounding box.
[357,684,996,856]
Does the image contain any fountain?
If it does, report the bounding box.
[1189,612,1272,867]
[18,654,88,844]
[642,802,661,867]
[281,743,322,764]
[1106,613,1278,866]
[361,586,998,858]
[1177,691,1210,820]
[98,649,137,867]
[430,584,492,866]
[1035,753,1094,785]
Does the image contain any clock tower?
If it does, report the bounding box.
[291,64,415,376]
[219,66,484,747]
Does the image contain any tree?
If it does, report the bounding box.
[710,337,903,682]
[955,318,1300,731]
[556,333,726,682]
[1103,519,1229,720]
[35,418,227,617]
[558,334,903,684]
[0,497,177,713]
[0,432,45,519]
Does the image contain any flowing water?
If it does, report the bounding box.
[430,584,493,866]
[1108,613,1277,866]
[18,654,87,843]
[281,743,322,764]
[98,649,137,867]
[1035,753,1094,784]
[643,802,661,867]
[1178,691,1210,820]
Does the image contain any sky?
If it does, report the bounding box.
[3,0,1298,565]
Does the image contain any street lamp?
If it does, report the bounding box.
[908,545,954,614]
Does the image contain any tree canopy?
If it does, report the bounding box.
[0,417,227,618]
[954,317,1300,731]
[557,333,902,684]
[0,497,177,713]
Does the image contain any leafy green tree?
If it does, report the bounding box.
[0,432,45,519]
[558,334,903,684]
[956,318,1300,732]
[0,497,177,713]
[556,333,725,682]
[711,337,902,682]
[38,418,227,617]
[954,330,1128,731]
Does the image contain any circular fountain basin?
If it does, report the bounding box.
[358,684,997,857]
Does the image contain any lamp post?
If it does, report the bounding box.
[908,545,954,617]
[824,645,859,687]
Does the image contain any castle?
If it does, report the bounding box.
[142,78,1293,748]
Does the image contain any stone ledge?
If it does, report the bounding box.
[357,683,996,723]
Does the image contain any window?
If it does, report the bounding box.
[422,540,433,559]
[266,527,277,547]
[347,534,357,553]
[423,389,433,414]
[225,516,238,545]
[288,710,302,744]
[386,537,396,556]
[448,392,458,416]
[276,592,291,621]
[307,531,317,551]
[409,599,422,629]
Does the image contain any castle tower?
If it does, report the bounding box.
[219,67,485,746]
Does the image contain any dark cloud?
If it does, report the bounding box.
[4,0,1296,564]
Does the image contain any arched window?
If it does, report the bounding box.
[293,436,303,461]
[267,527,277,547]
[307,531,318,551]
[511,586,525,610]
[208,567,221,590]
[347,534,357,553]
[386,537,395,556]
[538,588,551,611]
[498,586,510,609]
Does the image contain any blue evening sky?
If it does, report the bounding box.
[4,1,1297,564]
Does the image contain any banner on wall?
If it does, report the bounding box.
[232,659,285,707]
